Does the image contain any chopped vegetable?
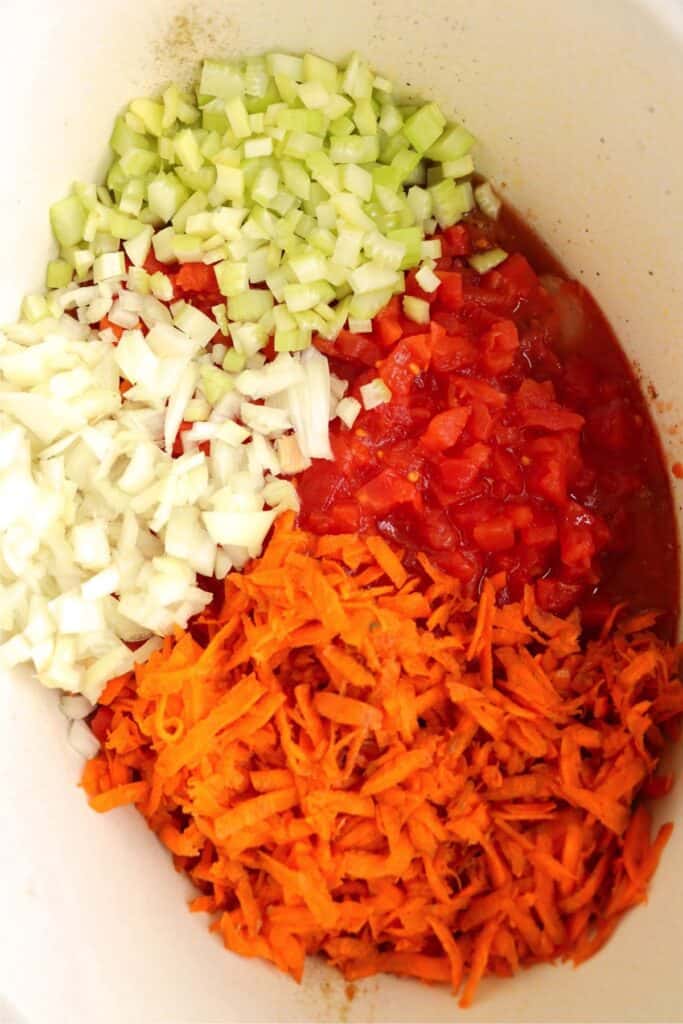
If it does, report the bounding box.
[84,513,683,1006]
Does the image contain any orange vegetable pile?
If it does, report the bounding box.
[83,514,683,1007]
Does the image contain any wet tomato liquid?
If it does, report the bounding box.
[298,209,679,634]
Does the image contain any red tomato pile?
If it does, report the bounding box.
[299,222,672,617]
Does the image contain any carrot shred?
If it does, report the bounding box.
[83,513,683,1006]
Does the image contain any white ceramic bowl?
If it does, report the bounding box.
[1,2,682,1021]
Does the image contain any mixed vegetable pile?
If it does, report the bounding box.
[1,50,681,1007]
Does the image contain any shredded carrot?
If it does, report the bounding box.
[83,513,683,1006]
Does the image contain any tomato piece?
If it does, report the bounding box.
[357,470,420,513]
[174,263,218,294]
[421,407,470,452]
[535,578,586,615]
[497,252,538,299]
[473,517,516,552]
[144,251,175,276]
[481,320,519,375]
[99,315,124,340]
[434,271,463,311]
[440,225,470,257]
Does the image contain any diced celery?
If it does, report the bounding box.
[119,148,159,177]
[227,288,274,321]
[108,211,143,240]
[329,136,380,164]
[214,165,245,202]
[93,252,126,282]
[174,129,204,173]
[364,232,406,270]
[123,225,154,267]
[222,347,246,372]
[391,148,421,182]
[266,53,304,80]
[353,98,378,135]
[403,102,446,153]
[176,165,217,194]
[202,103,229,134]
[308,227,336,256]
[342,163,373,201]
[72,248,94,280]
[407,185,432,225]
[386,227,422,269]
[341,53,373,99]
[289,251,327,283]
[244,57,269,98]
[442,154,475,179]
[172,233,204,261]
[173,191,209,232]
[283,281,335,311]
[298,80,329,110]
[46,258,73,289]
[200,364,234,403]
[119,178,146,216]
[305,151,340,195]
[274,326,311,352]
[50,195,86,247]
[349,261,400,294]
[303,53,339,92]
[244,136,273,159]
[348,287,393,319]
[225,96,251,139]
[428,177,471,228]
[403,294,430,324]
[277,108,326,134]
[379,132,409,164]
[372,164,402,192]
[148,174,190,222]
[211,146,242,168]
[416,264,441,293]
[421,238,443,261]
[283,131,324,159]
[110,115,153,156]
[468,248,508,273]
[425,122,475,162]
[329,115,354,137]
[215,260,249,297]
[152,226,176,263]
[379,103,403,136]
[127,266,150,294]
[150,271,174,300]
[325,94,353,121]
[186,212,217,237]
[129,98,164,137]
[251,166,279,207]
[200,60,244,100]
[348,317,372,334]
[273,74,299,106]
[281,159,311,200]
[474,181,502,220]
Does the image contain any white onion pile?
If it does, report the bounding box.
[0,274,343,700]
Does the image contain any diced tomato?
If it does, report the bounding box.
[173,263,218,294]
[496,252,538,299]
[535,578,586,615]
[421,407,471,453]
[435,271,463,311]
[473,517,516,552]
[440,225,470,257]
[144,251,174,276]
[481,320,519,375]
[356,470,420,514]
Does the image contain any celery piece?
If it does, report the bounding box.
[93,252,126,283]
[305,151,340,195]
[403,294,430,324]
[341,53,374,100]
[474,181,502,220]
[283,131,324,159]
[353,98,378,135]
[244,137,273,159]
[274,327,311,352]
[325,94,353,121]
[129,98,164,137]
[124,226,154,268]
[174,129,204,173]
[108,211,143,240]
[172,234,204,262]
[46,258,73,289]
[468,248,508,274]
[299,81,329,110]
[200,364,234,403]
[303,53,340,92]
[391,148,421,182]
[110,115,153,157]
[308,227,336,256]
[50,195,86,247]
[342,163,373,201]
[244,57,269,98]
[273,74,299,106]
[348,287,393,319]
[172,191,208,233]
[150,271,174,301]
[119,178,145,216]
[429,177,466,228]
[152,227,176,263]
[266,53,304,80]
[379,132,409,164]
[379,104,403,136]
[442,154,475,179]
[200,60,244,100]
[202,103,229,134]
[403,102,446,153]
[329,115,354,137]
[176,165,217,194]
[119,148,159,177]
[222,347,246,372]
[387,227,422,269]
[425,122,475,162]
[215,165,245,203]
[127,266,150,294]
[215,260,249,297]
[227,288,274,321]
[283,281,335,311]
[281,159,311,201]
[277,108,326,134]
[147,174,189,223]
[225,96,251,139]
[329,136,380,164]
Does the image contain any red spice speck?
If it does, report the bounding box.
[672,462,683,479]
